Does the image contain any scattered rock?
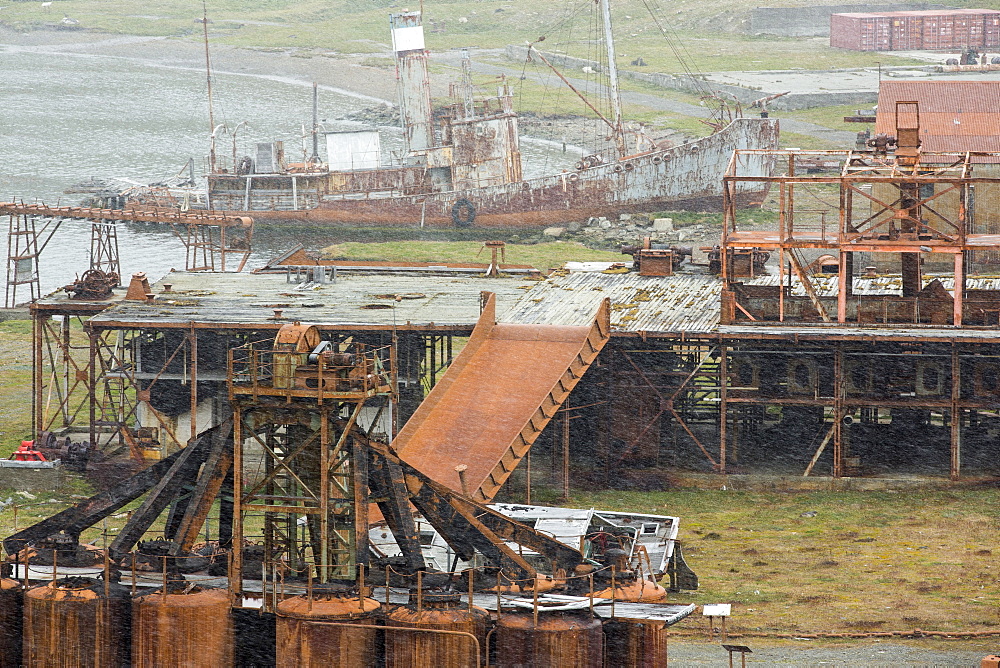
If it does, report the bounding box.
[543,227,566,238]
[566,221,581,233]
[653,217,674,232]
[599,219,613,230]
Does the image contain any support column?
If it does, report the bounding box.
[719,343,728,474]
[953,252,964,327]
[231,407,243,603]
[88,328,98,449]
[189,328,199,444]
[561,399,570,502]
[837,251,849,323]
[833,345,843,478]
[32,312,44,439]
[950,345,961,480]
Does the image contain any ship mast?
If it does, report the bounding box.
[202,0,217,172]
[600,0,627,157]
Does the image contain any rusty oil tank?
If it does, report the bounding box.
[603,619,668,668]
[496,610,603,668]
[384,591,491,668]
[0,577,23,668]
[275,591,381,668]
[132,586,233,667]
[22,576,130,668]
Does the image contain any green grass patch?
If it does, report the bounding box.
[537,487,1000,633]
[321,239,622,270]
[779,131,840,151]
[784,104,877,132]
[0,320,34,458]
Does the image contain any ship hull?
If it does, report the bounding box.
[206,118,779,228]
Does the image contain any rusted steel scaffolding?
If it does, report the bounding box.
[0,202,254,272]
[710,103,1000,481]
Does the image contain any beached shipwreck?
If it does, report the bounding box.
[202,11,779,227]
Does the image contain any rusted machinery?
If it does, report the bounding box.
[63,268,120,300]
[3,304,693,666]
[621,238,692,276]
[34,431,94,471]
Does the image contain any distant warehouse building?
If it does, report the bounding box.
[831,9,1000,51]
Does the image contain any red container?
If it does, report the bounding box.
[831,13,891,51]
[834,9,1000,51]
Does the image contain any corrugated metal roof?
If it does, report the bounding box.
[500,271,723,334]
[88,270,530,330]
[876,82,1000,154]
[501,271,1000,334]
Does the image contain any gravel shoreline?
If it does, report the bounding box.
[0,27,630,152]
[0,27,411,102]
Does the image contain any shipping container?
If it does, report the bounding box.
[890,14,924,51]
[831,13,891,51]
[831,9,1000,51]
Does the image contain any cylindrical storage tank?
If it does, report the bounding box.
[0,578,23,668]
[496,611,603,668]
[275,592,380,668]
[603,619,668,668]
[132,586,232,667]
[23,577,130,668]
[384,591,490,668]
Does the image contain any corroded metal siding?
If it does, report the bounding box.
[132,588,233,668]
[384,600,491,668]
[830,13,890,50]
[23,582,130,668]
[875,82,1000,153]
[833,9,1000,50]
[496,612,603,668]
[275,595,381,668]
[603,619,669,668]
[451,114,523,190]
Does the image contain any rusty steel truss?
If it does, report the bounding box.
[706,104,1000,481]
[0,201,254,273]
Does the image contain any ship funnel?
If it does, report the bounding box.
[390,12,434,154]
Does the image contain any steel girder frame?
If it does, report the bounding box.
[168,220,253,273]
[87,325,203,461]
[601,340,722,473]
[232,401,369,591]
[720,340,974,480]
[32,308,101,438]
[721,149,987,327]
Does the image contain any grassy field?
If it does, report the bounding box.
[0,320,34,458]
[558,487,1000,635]
[0,0,940,72]
[321,239,623,269]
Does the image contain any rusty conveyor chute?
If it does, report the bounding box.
[393,292,611,501]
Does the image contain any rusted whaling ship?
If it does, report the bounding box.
[203,8,779,228]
